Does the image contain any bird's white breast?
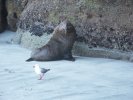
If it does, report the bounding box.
[34,67,41,75]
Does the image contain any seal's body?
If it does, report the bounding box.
[26,20,77,61]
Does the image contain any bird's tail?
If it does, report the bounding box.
[26,58,34,62]
[47,69,50,71]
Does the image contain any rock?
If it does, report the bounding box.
[12,28,53,49]
[7,12,18,31]
[6,0,28,31]
[0,0,7,33]
[73,42,131,61]
[30,22,54,37]
[15,0,133,51]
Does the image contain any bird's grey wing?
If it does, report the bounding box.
[41,68,50,73]
[41,68,46,73]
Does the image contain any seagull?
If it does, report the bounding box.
[33,64,50,80]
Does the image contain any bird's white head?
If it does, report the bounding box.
[33,64,40,69]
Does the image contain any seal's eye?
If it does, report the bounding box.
[33,66,35,68]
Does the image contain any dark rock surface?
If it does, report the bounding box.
[30,22,54,37]
[0,0,7,33]
[6,0,28,31]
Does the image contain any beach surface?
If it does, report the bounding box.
[0,31,133,100]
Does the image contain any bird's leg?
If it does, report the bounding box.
[38,74,42,80]
[40,73,44,80]
[38,74,44,80]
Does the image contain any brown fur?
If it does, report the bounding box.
[26,20,77,61]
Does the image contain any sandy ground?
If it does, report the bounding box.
[0,31,133,100]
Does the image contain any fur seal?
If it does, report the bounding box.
[26,20,77,61]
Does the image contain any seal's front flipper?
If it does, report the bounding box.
[63,52,75,61]
[65,57,75,61]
